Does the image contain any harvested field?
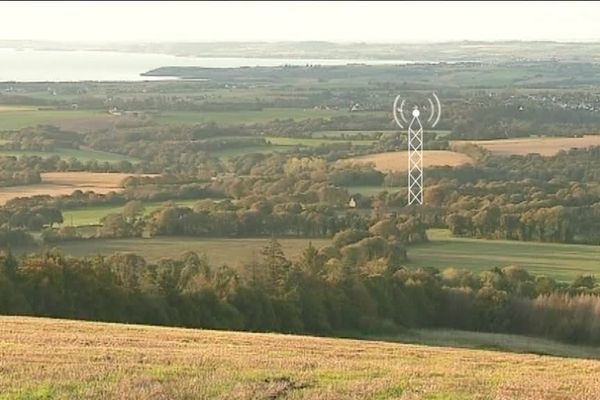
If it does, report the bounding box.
[0,172,155,205]
[453,135,600,156]
[344,150,473,172]
[1,316,600,399]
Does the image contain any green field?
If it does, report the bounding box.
[408,229,600,281]
[312,129,450,138]
[2,316,599,400]
[344,185,403,196]
[0,109,104,131]
[377,328,600,360]
[37,237,330,265]
[266,136,376,147]
[312,130,398,138]
[0,147,136,163]
[61,199,200,226]
[210,144,292,158]
[153,108,382,125]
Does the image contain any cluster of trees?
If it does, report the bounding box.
[1,244,599,345]
[0,126,82,151]
[445,204,600,244]
[448,98,600,139]
[8,140,600,247]
[385,146,600,244]
[96,197,426,245]
[0,153,140,178]
[0,205,62,231]
[0,157,41,187]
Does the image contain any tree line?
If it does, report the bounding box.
[0,242,599,345]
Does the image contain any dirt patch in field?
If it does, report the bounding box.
[344,150,473,172]
[453,135,600,156]
[0,172,156,205]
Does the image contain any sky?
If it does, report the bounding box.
[1,1,600,43]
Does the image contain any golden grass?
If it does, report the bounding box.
[453,135,600,156]
[0,172,156,205]
[344,151,473,172]
[1,316,599,399]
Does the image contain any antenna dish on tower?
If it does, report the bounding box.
[393,92,441,129]
[392,92,442,206]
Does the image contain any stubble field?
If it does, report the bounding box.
[1,316,599,400]
[344,151,473,172]
[453,135,600,156]
[0,172,154,205]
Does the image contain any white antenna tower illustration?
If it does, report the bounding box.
[393,93,441,205]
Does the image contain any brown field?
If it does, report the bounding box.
[1,316,600,399]
[0,172,154,205]
[453,135,600,156]
[345,150,473,172]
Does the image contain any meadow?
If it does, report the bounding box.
[0,147,136,163]
[36,237,330,265]
[311,129,398,138]
[30,228,600,281]
[377,328,600,360]
[344,185,404,196]
[343,150,474,172]
[1,316,599,400]
[0,108,112,131]
[61,199,201,226]
[408,229,600,281]
[266,136,377,147]
[153,108,380,126]
[210,144,292,158]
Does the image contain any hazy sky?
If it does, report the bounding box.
[2,1,600,43]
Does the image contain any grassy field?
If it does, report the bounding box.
[35,228,600,280]
[312,130,397,138]
[312,130,451,138]
[0,172,154,205]
[153,108,375,126]
[0,147,136,163]
[408,229,600,281]
[377,328,600,360]
[211,144,292,158]
[453,135,600,156]
[61,199,200,226]
[344,185,403,196]
[266,136,377,147]
[37,237,330,265]
[1,316,600,400]
[343,151,474,172]
[0,108,111,131]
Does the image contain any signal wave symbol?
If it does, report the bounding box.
[393,93,442,205]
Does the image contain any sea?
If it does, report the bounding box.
[0,48,420,82]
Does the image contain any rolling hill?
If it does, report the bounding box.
[1,316,599,399]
